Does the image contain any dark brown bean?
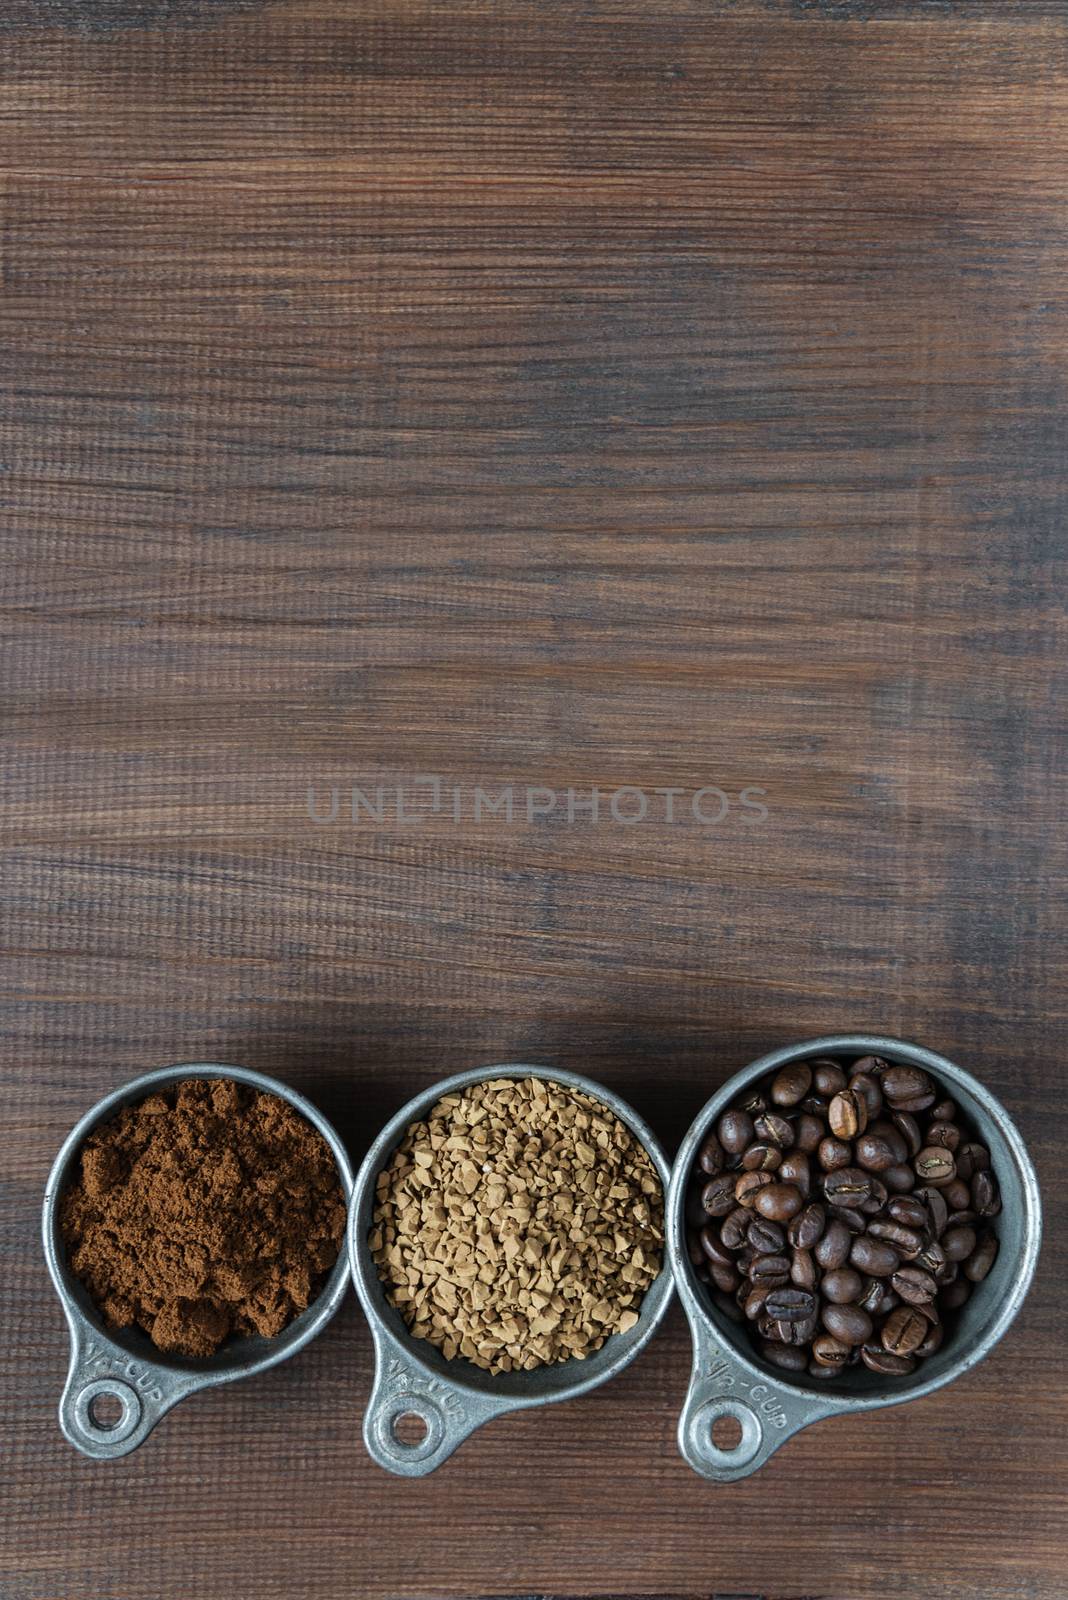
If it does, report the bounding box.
[942,1224,977,1263]
[850,1236,901,1277]
[888,1195,928,1229]
[867,1219,923,1257]
[790,1247,817,1291]
[741,1141,782,1172]
[735,1171,775,1209]
[760,1338,809,1372]
[930,1098,957,1122]
[744,1283,773,1319]
[821,1303,873,1346]
[943,1178,971,1212]
[955,1142,990,1181]
[698,1134,726,1175]
[883,1163,916,1193]
[828,1089,867,1140]
[821,1267,863,1304]
[795,1113,825,1153]
[891,1111,923,1157]
[699,1225,736,1270]
[882,1305,928,1356]
[788,1201,826,1251]
[915,1240,947,1277]
[857,1276,885,1314]
[814,1219,852,1270]
[849,1071,883,1120]
[972,1170,1001,1217]
[818,1136,853,1172]
[748,1253,792,1287]
[747,1218,786,1255]
[941,1277,972,1309]
[754,1182,804,1222]
[828,1204,868,1233]
[915,1186,948,1236]
[859,1178,889,1216]
[812,1060,847,1096]
[811,1333,851,1368]
[964,1234,999,1282]
[926,1121,961,1152]
[914,1147,956,1185]
[754,1111,795,1150]
[868,1119,910,1163]
[916,1319,944,1357]
[740,1091,767,1117]
[718,1110,755,1155]
[854,1133,898,1173]
[710,1263,740,1293]
[764,1286,817,1323]
[861,1344,916,1376]
[852,1054,890,1079]
[891,1266,938,1305]
[721,1207,750,1250]
[882,1064,935,1112]
[770,1062,812,1107]
[777,1151,811,1197]
[701,1174,738,1216]
[758,1313,817,1346]
[823,1167,874,1207]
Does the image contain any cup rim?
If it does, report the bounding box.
[43,1062,355,1383]
[667,1033,1042,1409]
[348,1061,673,1405]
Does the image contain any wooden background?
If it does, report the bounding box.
[1,0,1066,1596]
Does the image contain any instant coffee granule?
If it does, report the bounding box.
[370,1077,663,1374]
[61,1077,346,1358]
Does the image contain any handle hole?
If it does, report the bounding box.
[391,1410,428,1448]
[88,1391,124,1430]
[710,1412,743,1452]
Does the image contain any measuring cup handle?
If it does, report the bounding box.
[362,1333,513,1477]
[59,1322,192,1460]
[678,1321,834,1481]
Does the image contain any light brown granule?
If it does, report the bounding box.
[370,1077,663,1374]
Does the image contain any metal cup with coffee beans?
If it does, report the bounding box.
[687,1052,1002,1380]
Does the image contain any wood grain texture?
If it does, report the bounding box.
[1,0,1066,1596]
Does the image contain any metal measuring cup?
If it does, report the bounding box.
[43,1062,355,1460]
[349,1063,673,1476]
[669,1034,1042,1481]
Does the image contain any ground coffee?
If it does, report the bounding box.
[61,1077,346,1358]
[371,1076,663,1374]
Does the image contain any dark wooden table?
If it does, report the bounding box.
[2,1,1065,1596]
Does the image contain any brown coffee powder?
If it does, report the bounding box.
[60,1077,346,1358]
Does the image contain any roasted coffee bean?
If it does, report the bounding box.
[827,1204,867,1235]
[926,1121,961,1152]
[719,1110,755,1155]
[860,1179,889,1215]
[965,1234,999,1282]
[855,1132,899,1173]
[914,1147,956,1185]
[710,1263,740,1294]
[744,1283,773,1319]
[698,1134,726,1175]
[754,1182,804,1222]
[818,1136,853,1172]
[849,1071,883,1120]
[823,1167,873,1208]
[821,1267,863,1304]
[795,1113,825,1153]
[711,1288,745,1324]
[861,1344,916,1376]
[812,1333,851,1369]
[754,1111,795,1149]
[947,1209,978,1231]
[857,1276,884,1314]
[888,1195,928,1229]
[759,1311,818,1346]
[930,1097,957,1122]
[955,1142,990,1181]
[740,1091,767,1116]
[749,1253,792,1287]
[736,1245,755,1273]
[828,1090,867,1140]
[812,1060,847,1096]
[814,1219,852,1270]
[735,1171,775,1209]
[868,1118,910,1161]
[888,1111,922,1158]
[699,1225,736,1270]
[788,1201,826,1251]
[853,1054,890,1079]
[747,1218,787,1254]
[941,1277,972,1309]
[943,1178,971,1212]
[867,1219,923,1257]
[883,1163,916,1193]
[881,1305,927,1356]
[915,1185,949,1236]
[915,1239,947,1276]
[916,1319,944,1357]
[721,1207,751,1250]
[770,1062,812,1107]
[702,1174,738,1216]
[850,1235,900,1277]
[821,1303,873,1346]
[764,1287,817,1323]
[790,1247,817,1291]
[891,1266,937,1305]
[761,1338,809,1372]
[741,1141,783,1172]
[972,1170,1001,1217]
[942,1224,977,1263]
[777,1152,808,1203]
[882,1064,935,1112]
